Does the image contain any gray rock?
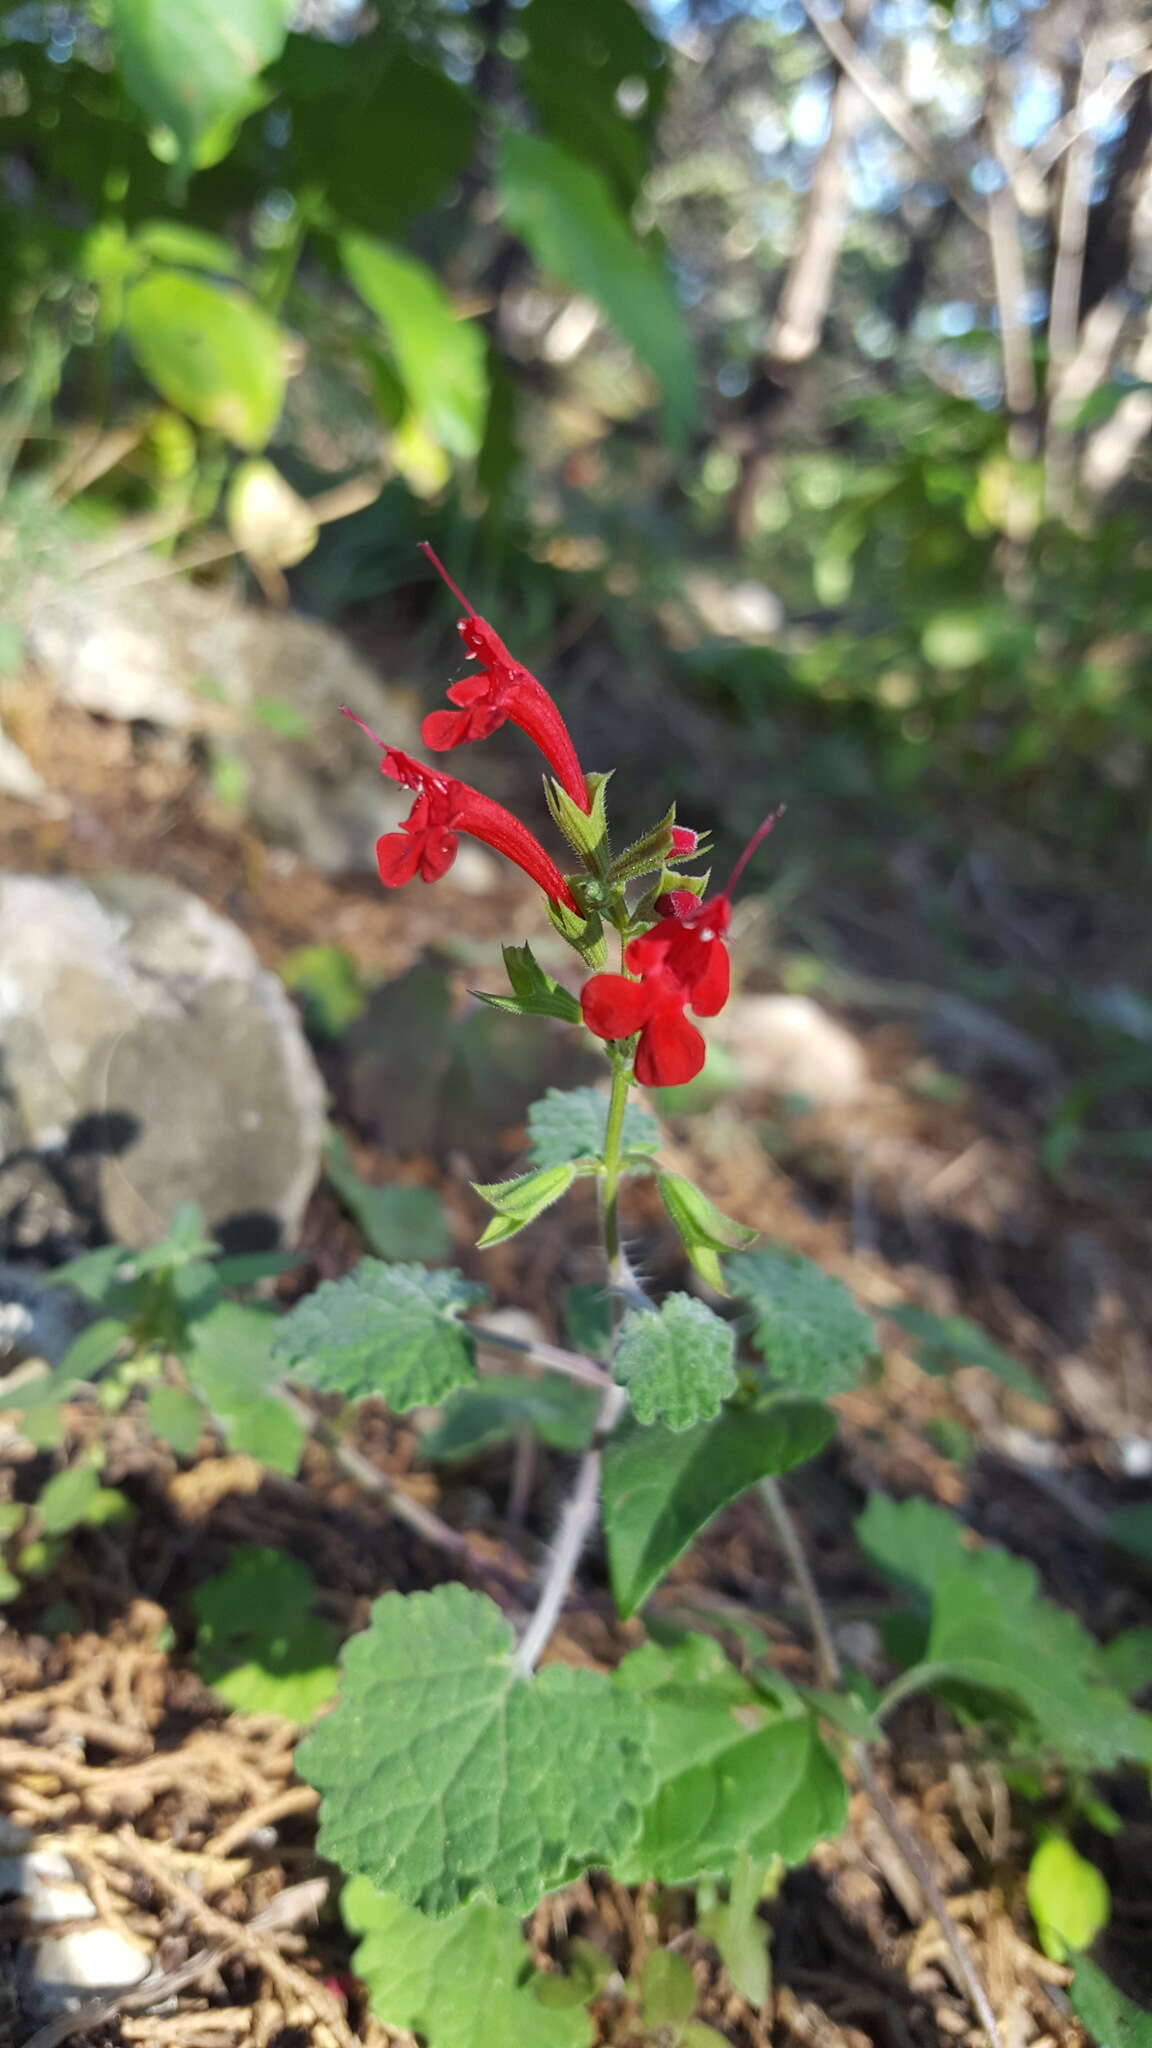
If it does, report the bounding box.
[1,1826,151,2016]
[0,873,326,1250]
[23,577,420,870]
[0,1263,90,1365]
[709,993,867,1107]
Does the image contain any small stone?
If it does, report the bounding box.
[1119,1436,1152,1478]
[709,994,867,1107]
[28,1926,150,2012]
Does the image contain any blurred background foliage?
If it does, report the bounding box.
[2,0,1152,876]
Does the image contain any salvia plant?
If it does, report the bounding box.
[5,555,1151,2045]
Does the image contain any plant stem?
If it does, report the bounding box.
[468,1319,613,1388]
[759,1478,1005,2048]
[512,1061,633,1678]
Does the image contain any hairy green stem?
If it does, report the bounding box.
[512,1061,633,1678]
[760,1477,1005,2048]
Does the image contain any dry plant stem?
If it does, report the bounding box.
[20,1878,329,2048]
[512,1059,633,1678]
[470,1319,613,1389]
[759,1478,1005,2048]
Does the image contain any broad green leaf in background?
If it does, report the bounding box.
[326,1133,453,1263]
[527,1085,659,1168]
[185,1301,304,1475]
[133,219,242,275]
[37,1465,102,1536]
[603,1398,834,1616]
[343,1880,593,2048]
[1069,1958,1152,2047]
[272,1260,482,1408]
[1027,1835,1110,1963]
[613,1636,846,1885]
[473,1163,580,1247]
[858,1497,1152,1771]
[297,1583,652,1914]
[146,1383,206,1459]
[192,1547,340,1722]
[497,131,696,437]
[698,1850,771,2010]
[421,1375,599,1463]
[341,235,489,461]
[614,1294,736,1430]
[109,0,291,171]
[1100,1630,1152,1696]
[285,45,478,237]
[280,946,366,1036]
[124,271,285,449]
[638,1949,696,2028]
[41,1244,130,1305]
[658,1171,757,1292]
[520,0,668,207]
[731,1244,876,1396]
[885,1303,1048,1403]
[56,1317,130,1379]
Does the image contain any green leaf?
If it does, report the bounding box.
[184,1302,303,1475]
[272,1261,482,1410]
[603,1400,834,1617]
[0,1564,20,1604]
[41,1245,130,1305]
[658,1172,757,1292]
[82,1487,134,1529]
[343,1880,593,2048]
[1100,1630,1152,1696]
[544,771,610,868]
[109,0,290,171]
[638,1950,696,2028]
[284,43,477,238]
[885,1304,1048,1403]
[1027,1836,1110,1963]
[124,271,285,450]
[213,1251,298,1289]
[37,1465,101,1536]
[476,943,583,1024]
[16,1403,69,1449]
[57,1318,131,1379]
[858,1497,1152,1772]
[421,1376,598,1462]
[473,1163,579,1247]
[614,1294,736,1430]
[297,1583,652,1915]
[613,1635,846,1885]
[341,234,488,461]
[520,0,667,207]
[1108,1503,1152,1562]
[1069,1958,1152,2047]
[498,131,695,436]
[133,219,242,275]
[192,1547,340,1723]
[731,1244,876,1396]
[146,1383,206,1459]
[280,945,366,1036]
[326,1133,452,1263]
[698,1852,770,2009]
[527,1086,659,1168]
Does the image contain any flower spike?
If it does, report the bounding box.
[341,707,579,911]
[418,543,591,814]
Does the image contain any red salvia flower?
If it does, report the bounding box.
[580,809,783,1086]
[418,544,591,814]
[342,711,580,912]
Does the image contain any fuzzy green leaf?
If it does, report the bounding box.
[527,1087,659,1169]
[146,1385,206,1459]
[421,1376,598,1462]
[697,1851,770,2009]
[109,0,289,171]
[1069,1959,1152,2047]
[658,1173,757,1292]
[37,1465,101,1536]
[473,1163,579,1247]
[297,1583,652,1915]
[125,272,285,450]
[341,234,488,460]
[859,1496,1152,1771]
[731,1245,876,1396]
[544,772,610,867]
[613,1636,846,1885]
[57,1318,131,1379]
[639,1950,696,2028]
[614,1294,736,1430]
[192,1548,340,1723]
[272,1261,482,1409]
[327,1133,452,1263]
[603,1400,834,1617]
[343,1880,593,2048]
[185,1302,304,1475]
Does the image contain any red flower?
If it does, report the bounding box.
[341,711,580,912]
[418,544,591,814]
[580,809,783,1086]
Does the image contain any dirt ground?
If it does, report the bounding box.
[1,696,1151,2048]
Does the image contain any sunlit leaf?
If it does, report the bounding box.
[527,1086,659,1168]
[731,1245,876,1397]
[109,0,291,172]
[192,1547,340,1722]
[614,1294,736,1430]
[272,1260,483,1408]
[125,270,285,449]
[342,234,489,460]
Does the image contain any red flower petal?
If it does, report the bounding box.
[375,831,424,886]
[415,829,458,881]
[635,1003,707,1087]
[688,939,729,1017]
[580,973,653,1042]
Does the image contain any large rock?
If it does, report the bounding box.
[22,577,420,871]
[0,874,326,1250]
[708,993,867,1107]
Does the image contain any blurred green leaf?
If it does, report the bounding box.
[280,947,366,1036]
[192,1547,340,1721]
[498,131,695,436]
[146,1383,206,1459]
[109,0,291,172]
[1028,1835,1109,1963]
[1108,1504,1152,1563]
[125,270,285,449]
[134,220,242,274]
[885,1304,1048,1403]
[732,1245,876,1397]
[421,1374,598,1462]
[658,1171,757,1292]
[1069,1958,1152,2046]
[326,1134,453,1263]
[185,1301,303,1474]
[520,0,667,206]
[342,235,489,461]
[638,1949,696,2027]
[37,1465,101,1536]
[527,1086,659,1168]
[286,43,477,237]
